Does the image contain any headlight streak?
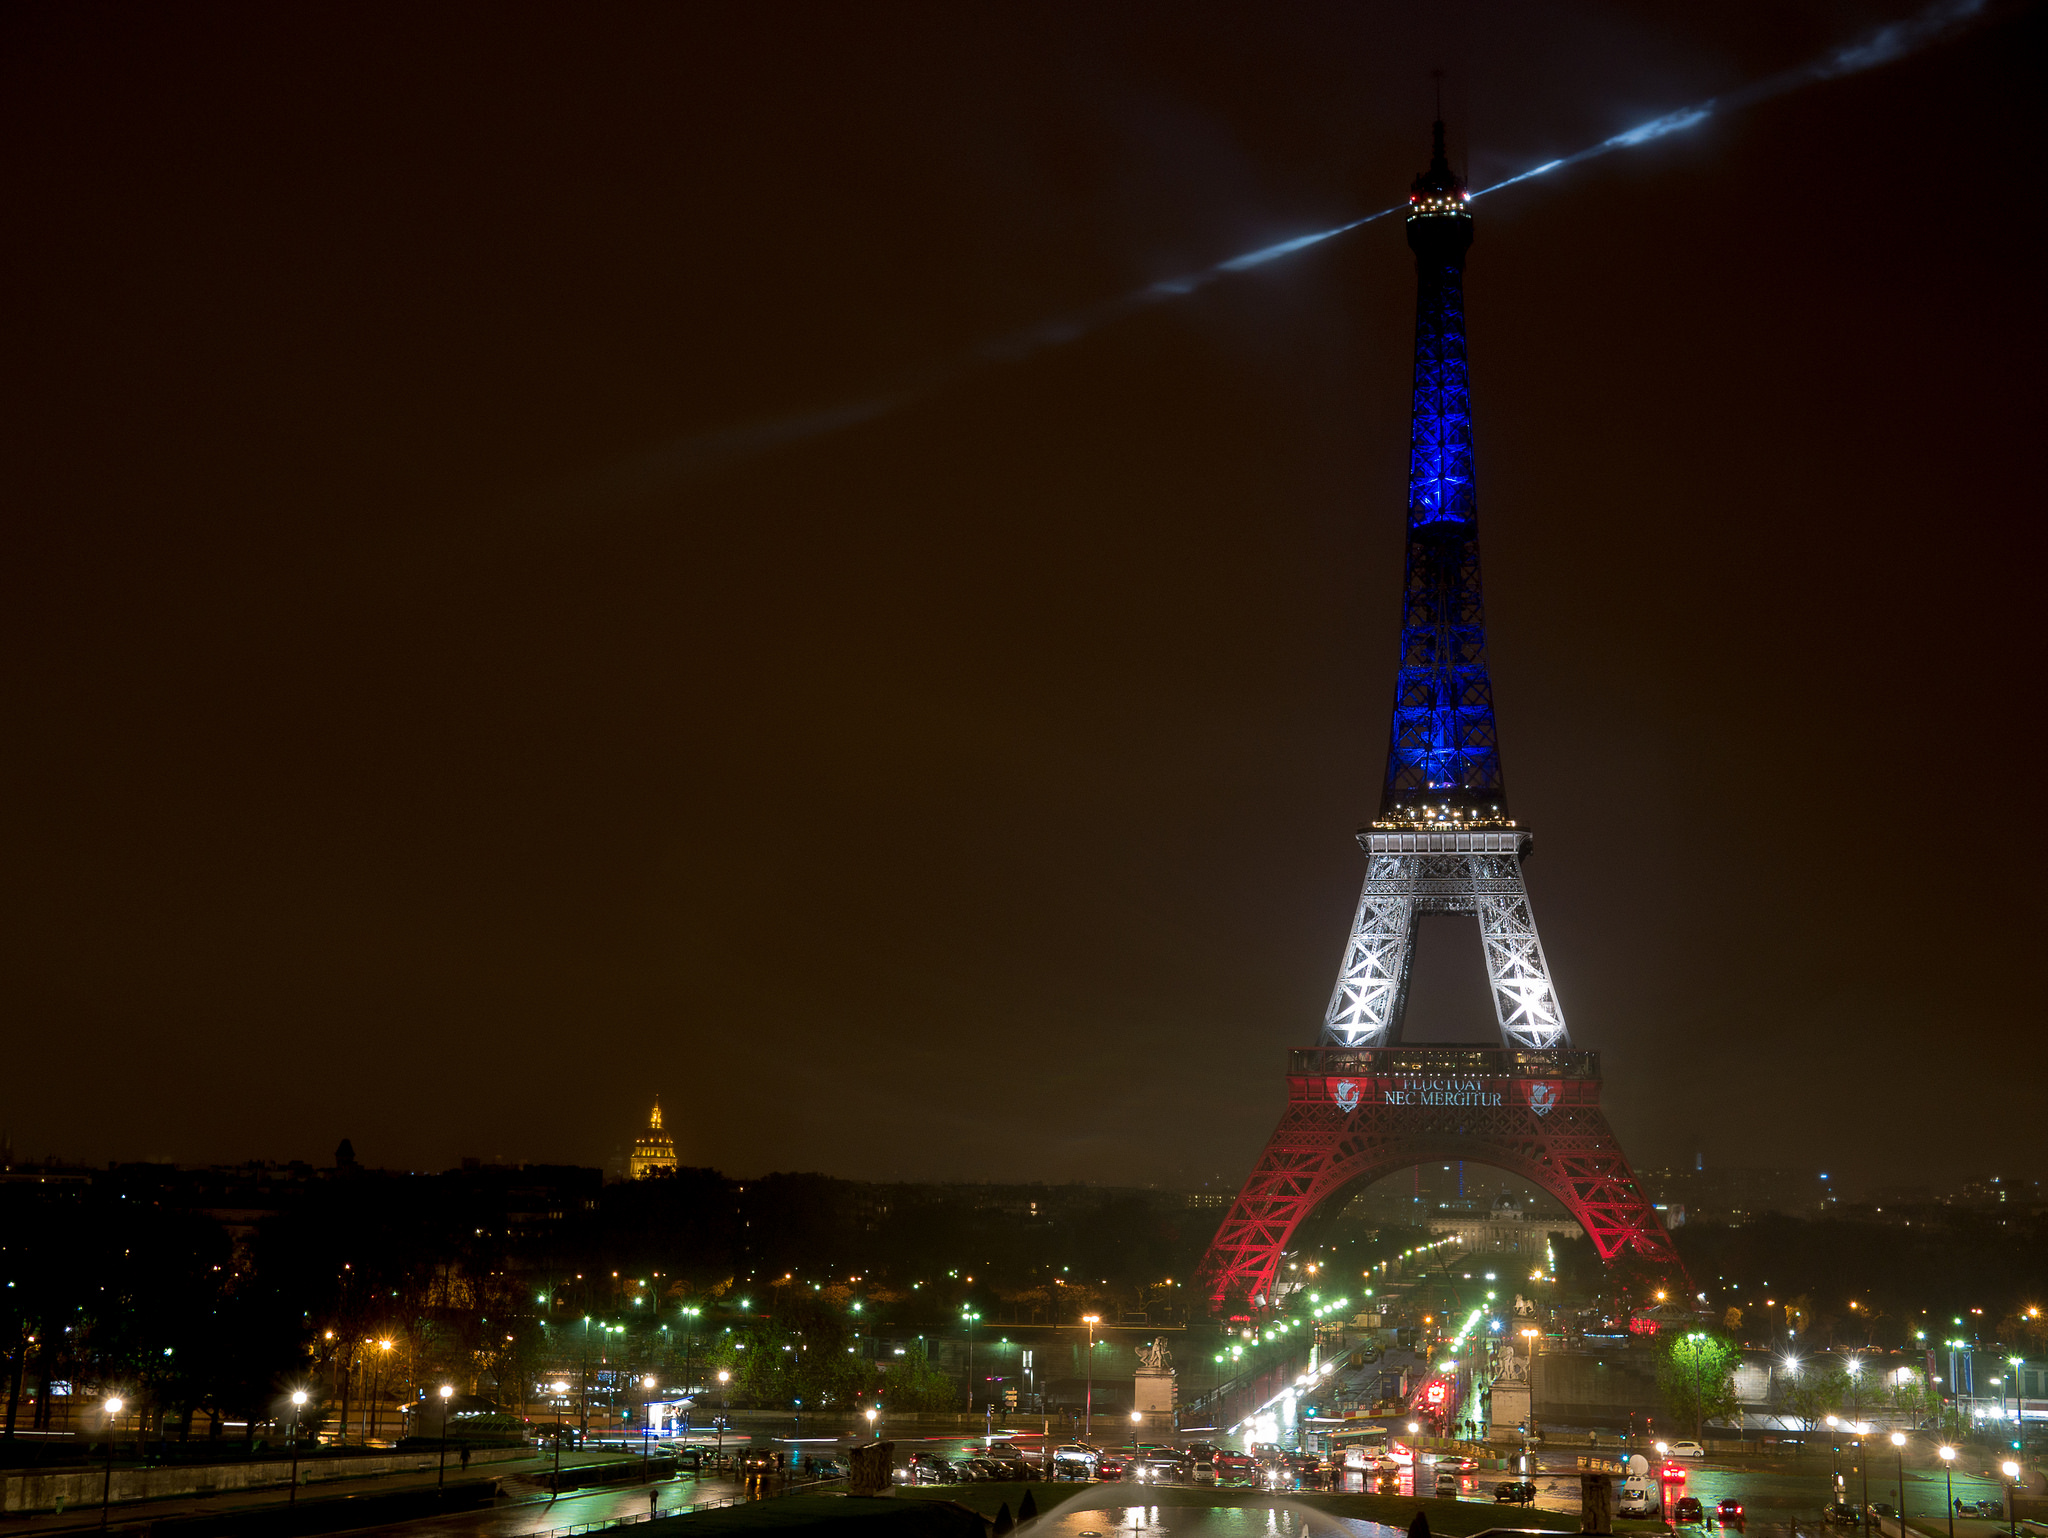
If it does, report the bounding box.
[567,0,1990,508]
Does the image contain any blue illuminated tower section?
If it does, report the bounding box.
[1317,121,1565,1051]
[1384,121,1504,824]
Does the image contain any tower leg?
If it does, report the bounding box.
[1471,850,1569,1049]
[1322,854,1421,1048]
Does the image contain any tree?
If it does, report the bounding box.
[1658,1332,1740,1438]
[1780,1368,1846,1432]
[885,1340,957,1412]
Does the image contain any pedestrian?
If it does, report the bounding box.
[648,1488,659,1517]
[460,1445,471,1472]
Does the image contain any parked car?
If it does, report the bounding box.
[1826,1503,1864,1527]
[903,1451,959,1484]
[1191,1457,1217,1484]
[1668,1440,1708,1460]
[1673,1495,1705,1524]
[989,1455,1031,1480]
[1494,1481,1537,1504]
[959,1456,1005,1481]
[1214,1450,1255,1481]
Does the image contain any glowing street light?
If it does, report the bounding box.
[436,1385,455,1488]
[550,1382,570,1495]
[1940,1446,1957,1538]
[289,1390,310,1503]
[1082,1315,1101,1437]
[99,1397,125,1528]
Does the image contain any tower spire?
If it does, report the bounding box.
[1382,117,1503,830]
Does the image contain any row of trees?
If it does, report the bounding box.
[1656,1332,2000,1451]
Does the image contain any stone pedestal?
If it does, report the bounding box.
[849,1441,893,1497]
[1490,1380,1530,1434]
[1132,1368,1175,1438]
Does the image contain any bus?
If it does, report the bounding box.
[1326,1422,1396,1470]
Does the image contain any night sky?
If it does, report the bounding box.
[5,3,2042,1190]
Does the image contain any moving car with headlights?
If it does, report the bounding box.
[1435,1469,1464,1496]
[1715,1498,1746,1527]
[1051,1445,1098,1477]
[1673,1495,1705,1524]
[1095,1452,1131,1481]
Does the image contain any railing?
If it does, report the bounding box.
[1289,1045,1600,1079]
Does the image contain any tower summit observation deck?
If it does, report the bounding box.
[1196,124,1683,1311]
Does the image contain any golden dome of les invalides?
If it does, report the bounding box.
[628,1100,678,1180]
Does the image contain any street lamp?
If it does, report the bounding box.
[865,1406,878,1438]
[2002,1461,2021,1538]
[960,1308,981,1414]
[1131,1409,1143,1447]
[1828,1416,1843,1500]
[716,1371,730,1461]
[1684,1332,1708,1443]
[1855,1435,1869,1538]
[642,1376,657,1484]
[551,1381,569,1498]
[437,1385,454,1488]
[99,1396,124,1528]
[290,1391,309,1504]
[1939,1446,1956,1538]
[1080,1315,1103,1438]
[369,1339,393,1443]
[1891,1431,1906,1532]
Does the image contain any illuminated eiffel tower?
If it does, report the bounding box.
[1199,123,1683,1312]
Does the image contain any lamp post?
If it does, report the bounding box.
[2002,1461,2020,1538]
[1891,1431,1906,1534]
[550,1381,569,1498]
[960,1308,981,1414]
[437,1385,454,1488]
[1828,1416,1843,1502]
[369,1339,393,1443]
[1939,1446,1955,1538]
[1082,1316,1100,1438]
[290,1391,309,1504]
[1856,1437,1869,1538]
[642,1376,657,1484]
[865,1406,878,1441]
[1686,1333,1707,1443]
[716,1371,730,1462]
[99,1396,124,1528]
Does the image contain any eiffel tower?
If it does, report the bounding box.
[1199,123,1683,1312]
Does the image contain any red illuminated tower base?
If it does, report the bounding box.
[1201,1045,1682,1311]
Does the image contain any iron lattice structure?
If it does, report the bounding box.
[1202,1050,1683,1310]
[1199,125,1680,1309]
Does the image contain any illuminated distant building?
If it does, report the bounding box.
[628,1100,677,1180]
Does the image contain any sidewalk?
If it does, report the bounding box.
[0,1449,644,1536]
